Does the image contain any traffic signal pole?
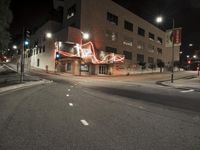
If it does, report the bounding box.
[20,28,25,83]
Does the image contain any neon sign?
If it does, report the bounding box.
[55,41,124,64]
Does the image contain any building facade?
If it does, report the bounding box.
[28,0,180,75]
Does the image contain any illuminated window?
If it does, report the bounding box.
[148,32,155,40]
[107,12,118,25]
[123,51,132,60]
[105,46,117,53]
[137,41,145,50]
[124,20,133,32]
[148,44,155,53]
[138,27,145,37]
[123,37,133,46]
[105,30,118,41]
[67,4,76,20]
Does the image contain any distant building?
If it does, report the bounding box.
[27,0,180,75]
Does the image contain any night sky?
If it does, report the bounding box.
[10,0,200,54]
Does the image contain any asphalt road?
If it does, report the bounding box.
[0,73,200,150]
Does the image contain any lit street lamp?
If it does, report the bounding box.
[13,45,17,49]
[156,16,175,83]
[193,55,197,59]
[46,32,52,39]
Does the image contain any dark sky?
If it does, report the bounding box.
[10,0,200,53]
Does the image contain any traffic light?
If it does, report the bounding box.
[24,28,31,47]
[187,60,191,64]
[55,52,61,60]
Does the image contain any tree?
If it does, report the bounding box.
[0,0,12,54]
[157,61,165,73]
[138,61,146,70]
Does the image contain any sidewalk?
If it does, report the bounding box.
[158,76,200,91]
[0,63,52,93]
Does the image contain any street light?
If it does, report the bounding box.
[189,43,193,47]
[82,32,90,40]
[13,45,17,49]
[156,16,175,83]
[193,55,197,59]
[187,55,190,58]
[46,32,52,39]
[156,16,163,23]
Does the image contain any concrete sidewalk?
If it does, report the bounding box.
[158,76,200,91]
[0,63,52,94]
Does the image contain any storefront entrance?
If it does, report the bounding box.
[99,65,108,75]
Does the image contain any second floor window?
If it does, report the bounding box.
[105,46,117,53]
[107,12,118,25]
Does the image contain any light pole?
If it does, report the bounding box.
[156,16,175,83]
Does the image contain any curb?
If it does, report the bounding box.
[156,75,200,92]
[0,79,53,94]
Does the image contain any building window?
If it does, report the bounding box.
[138,27,145,37]
[36,48,38,54]
[39,47,42,53]
[148,57,154,64]
[37,59,40,67]
[99,65,108,75]
[124,20,133,32]
[157,37,163,44]
[148,44,155,53]
[67,4,76,20]
[137,54,144,63]
[157,48,162,54]
[105,46,117,53]
[105,30,118,41]
[43,45,45,52]
[107,12,118,25]
[123,51,132,60]
[149,32,155,40]
[137,41,145,50]
[123,36,133,46]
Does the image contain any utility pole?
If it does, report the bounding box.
[171,19,175,83]
[20,28,25,83]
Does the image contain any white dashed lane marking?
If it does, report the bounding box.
[68,89,71,91]
[80,120,89,126]
[180,89,194,93]
[66,94,70,97]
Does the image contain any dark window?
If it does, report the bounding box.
[39,47,42,53]
[149,32,155,40]
[36,48,38,54]
[105,46,117,53]
[148,57,154,63]
[43,45,45,52]
[157,48,162,54]
[107,12,118,25]
[37,59,40,67]
[157,37,163,44]
[137,54,144,62]
[124,20,133,32]
[138,27,145,37]
[123,51,132,60]
[67,4,76,19]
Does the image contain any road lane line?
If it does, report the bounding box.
[68,89,71,91]
[80,120,89,126]
[70,85,74,88]
[180,89,194,93]
[66,94,69,97]
[69,103,74,107]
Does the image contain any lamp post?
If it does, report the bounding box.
[156,16,175,83]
